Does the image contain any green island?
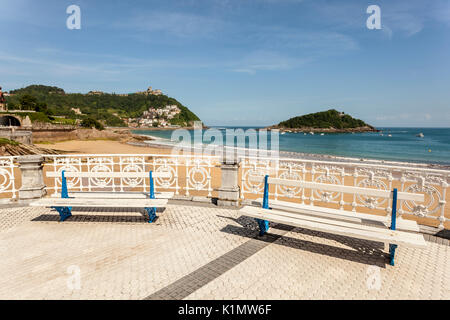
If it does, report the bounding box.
[269,109,377,133]
[4,84,201,128]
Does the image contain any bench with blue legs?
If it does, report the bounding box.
[239,176,427,266]
[30,170,171,223]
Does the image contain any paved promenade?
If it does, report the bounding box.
[0,202,448,300]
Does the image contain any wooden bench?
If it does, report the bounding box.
[239,175,427,266]
[31,170,172,223]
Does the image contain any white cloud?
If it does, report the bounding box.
[230,50,311,74]
[383,11,424,37]
[116,11,224,38]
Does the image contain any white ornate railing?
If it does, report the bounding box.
[240,157,450,229]
[43,154,221,197]
[0,156,19,200]
[0,153,449,229]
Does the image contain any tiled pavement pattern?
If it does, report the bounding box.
[145,225,294,300]
[0,204,449,300]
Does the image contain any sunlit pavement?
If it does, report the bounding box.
[0,203,448,300]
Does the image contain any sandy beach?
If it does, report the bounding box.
[35,139,174,155]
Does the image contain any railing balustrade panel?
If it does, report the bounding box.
[240,156,450,229]
[0,156,19,200]
[43,154,221,198]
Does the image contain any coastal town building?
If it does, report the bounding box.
[71,108,83,115]
[128,105,181,128]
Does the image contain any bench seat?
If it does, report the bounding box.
[31,198,168,208]
[240,206,427,248]
[253,199,419,232]
[242,175,426,266]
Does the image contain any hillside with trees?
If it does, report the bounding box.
[6,85,201,127]
[273,109,376,132]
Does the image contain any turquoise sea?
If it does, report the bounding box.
[133,127,450,166]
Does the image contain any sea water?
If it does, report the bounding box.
[133,127,450,165]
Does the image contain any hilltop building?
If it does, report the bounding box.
[136,86,163,96]
[88,91,104,95]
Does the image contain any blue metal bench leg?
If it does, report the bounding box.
[52,206,72,222]
[389,244,398,266]
[389,188,398,266]
[145,171,157,223]
[145,207,157,223]
[256,219,269,236]
[53,170,72,222]
[256,175,270,236]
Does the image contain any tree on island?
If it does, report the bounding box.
[81,117,104,130]
[277,109,374,130]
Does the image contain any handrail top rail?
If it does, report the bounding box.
[242,155,450,175]
[41,154,221,159]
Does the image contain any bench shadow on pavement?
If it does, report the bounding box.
[219,215,388,268]
[31,207,166,224]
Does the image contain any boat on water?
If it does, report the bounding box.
[309,132,314,135]
[416,133,424,138]
[320,133,325,136]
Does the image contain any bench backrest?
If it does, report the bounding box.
[252,175,425,233]
[250,176,424,202]
[52,170,169,200]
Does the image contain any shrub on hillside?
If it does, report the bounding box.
[80,117,104,130]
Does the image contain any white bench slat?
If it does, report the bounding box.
[46,171,171,179]
[255,199,419,232]
[63,192,174,199]
[240,206,426,248]
[30,198,168,208]
[250,176,424,202]
[247,206,421,241]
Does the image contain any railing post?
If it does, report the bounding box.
[17,155,46,201]
[217,154,241,207]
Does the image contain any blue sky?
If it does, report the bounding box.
[1,0,449,127]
